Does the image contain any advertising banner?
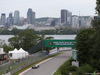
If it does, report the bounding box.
[45,39,76,47]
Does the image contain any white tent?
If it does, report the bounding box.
[19,48,26,58]
[18,48,29,58]
[9,48,29,59]
[9,48,19,59]
[25,51,28,57]
[0,48,5,54]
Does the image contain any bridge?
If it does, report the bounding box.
[28,39,76,54]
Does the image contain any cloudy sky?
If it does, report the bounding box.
[0,0,96,18]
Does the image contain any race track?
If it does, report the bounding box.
[23,51,72,75]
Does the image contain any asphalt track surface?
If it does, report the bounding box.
[23,51,72,75]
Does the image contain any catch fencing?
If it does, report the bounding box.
[0,48,68,75]
[0,51,48,75]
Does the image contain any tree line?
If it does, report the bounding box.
[0,28,83,35]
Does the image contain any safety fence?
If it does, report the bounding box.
[0,48,69,75]
[0,51,48,75]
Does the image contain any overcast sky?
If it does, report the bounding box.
[0,0,96,18]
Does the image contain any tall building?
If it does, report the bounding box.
[67,11,72,26]
[61,9,72,26]
[79,17,85,26]
[72,15,79,29]
[1,13,6,25]
[14,10,20,25]
[61,9,67,24]
[7,13,13,26]
[85,17,92,28]
[27,8,35,25]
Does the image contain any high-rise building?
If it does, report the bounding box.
[1,13,6,25]
[14,10,20,25]
[27,8,35,25]
[61,9,72,26]
[79,17,85,26]
[85,17,92,28]
[67,11,72,26]
[72,15,79,29]
[7,13,13,26]
[61,9,67,24]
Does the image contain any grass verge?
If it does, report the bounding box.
[13,53,62,75]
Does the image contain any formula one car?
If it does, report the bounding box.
[32,65,39,69]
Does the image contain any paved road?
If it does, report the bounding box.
[23,51,72,75]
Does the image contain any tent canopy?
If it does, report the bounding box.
[19,48,26,52]
[9,48,28,59]
[9,48,19,53]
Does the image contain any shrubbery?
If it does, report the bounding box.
[81,64,94,73]
[76,64,94,75]
[68,66,78,71]
[54,59,94,75]
[76,68,85,75]
[54,59,78,75]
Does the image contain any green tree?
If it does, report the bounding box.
[41,29,56,35]
[37,32,54,52]
[90,0,100,71]
[8,29,38,51]
[2,43,14,53]
[11,28,22,35]
[8,36,20,48]
[0,39,13,53]
[76,0,100,71]
[0,29,11,35]
[92,0,100,59]
[75,28,96,65]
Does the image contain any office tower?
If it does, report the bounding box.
[27,8,35,25]
[67,11,72,26]
[7,13,13,26]
[61,9,67,24]
[1,13,6,25]
[61,9,72,26]
[79,17,85,26]
[14,10,20,25]
[85,17,92,28]
[72,15,79,29]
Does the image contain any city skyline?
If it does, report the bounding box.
[0,0,96,18]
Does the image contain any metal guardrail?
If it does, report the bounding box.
[0,62,10,68]
[0,48,72,75]
[0,51,47,75]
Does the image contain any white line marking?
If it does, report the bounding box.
[51,69,57,75]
